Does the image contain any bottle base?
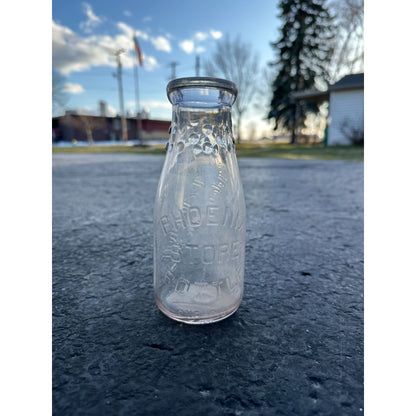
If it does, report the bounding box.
[155,297,241,325]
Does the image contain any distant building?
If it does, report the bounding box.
[52,112,170,143]
[99,101,107,117]
[292,73,364,145]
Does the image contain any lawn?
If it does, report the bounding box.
[52,142,363,161]
[235,142,363,161]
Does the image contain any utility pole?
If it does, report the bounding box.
[195,55,200,77]
[133,60,142,143]
[168,61,179,80]
[114,49,128,141]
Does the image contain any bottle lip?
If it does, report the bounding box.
[166,77,238,97]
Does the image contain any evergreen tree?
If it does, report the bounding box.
[268,0,335,143]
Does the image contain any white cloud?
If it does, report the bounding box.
[195,32,208,41]
[125,100,170,118]
[123,10,132,17]
[62,83,85,94]
[179,30,222,55]
[117,22,132,36]
[52,20,158,75]
[118,22,170,52]
[144,55,158,71]
[179,40,194,54]
[210,30,222,39]
[142,16,152,23]
[151,36,171,52]
[75,106,94,115]
[117,22,149,41]
[79,2,102,33]
[106,105,118,116]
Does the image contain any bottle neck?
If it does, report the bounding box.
[170,104,234,147]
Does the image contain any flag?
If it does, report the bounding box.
[133,35,144,67]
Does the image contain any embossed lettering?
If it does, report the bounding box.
[160,205,243,232]
[202,245,216,264]
[185,244,199,264]
[206,206,219,225]
[222,206,234,227]
[160,215,171,235]
[170,246,181,263]
[168,241,243,265]
[231,241,240,260]
[218,244,229,264]
[172,210,187,230]
[188,207,201,226]
[175,278,190,293]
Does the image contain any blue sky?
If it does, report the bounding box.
[53,0,280,136]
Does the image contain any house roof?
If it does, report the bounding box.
[291,89,329,102]
[291,72,364,102]
[329,73,364,91]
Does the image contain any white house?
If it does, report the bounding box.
[327,73,364,145]
[292,73,364,145]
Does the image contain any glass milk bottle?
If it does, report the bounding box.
[154,77,246,324]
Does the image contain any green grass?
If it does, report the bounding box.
[235,142,363,161]
[52,144,167,155]
[52,142,363,161]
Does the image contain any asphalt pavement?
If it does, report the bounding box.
[53,153,364,416]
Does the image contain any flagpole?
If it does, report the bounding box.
[114,49,128,142]
[133,61,142,143]
[133,33,142,144]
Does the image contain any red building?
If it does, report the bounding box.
[52,112,170,143]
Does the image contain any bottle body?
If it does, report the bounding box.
[154,78,245,324]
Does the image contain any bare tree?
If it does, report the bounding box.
[246,122,258,141]
[60,113,104,143]
[204,35,259,143]
[77,115,96,143]
[329,0,364,80]
[52,70,69,116]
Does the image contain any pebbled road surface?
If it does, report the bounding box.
[53,154,364,416]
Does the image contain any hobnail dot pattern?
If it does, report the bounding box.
[169,109,235,156]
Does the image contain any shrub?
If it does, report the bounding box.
[339,118,364,145]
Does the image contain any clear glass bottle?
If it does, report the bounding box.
[154,77,246,324]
